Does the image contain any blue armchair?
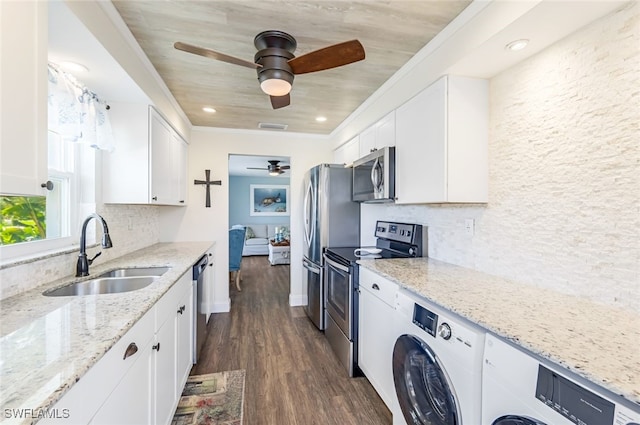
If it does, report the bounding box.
[229,227,246,291]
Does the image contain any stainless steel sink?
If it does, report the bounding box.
[44,276,158,297]
[95,266,171,278]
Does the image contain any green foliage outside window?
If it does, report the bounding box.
[0,196,47,245]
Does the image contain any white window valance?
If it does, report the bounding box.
[47,63,114,151]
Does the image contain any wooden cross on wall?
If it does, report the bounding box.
[194,169,221,208]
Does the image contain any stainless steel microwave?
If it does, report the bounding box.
[352,146,395,202]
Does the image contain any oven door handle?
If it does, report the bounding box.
[324,255,350,273]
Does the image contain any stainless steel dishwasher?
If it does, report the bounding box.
[192,254,209,363]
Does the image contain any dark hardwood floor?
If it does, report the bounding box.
[192,255,392,425]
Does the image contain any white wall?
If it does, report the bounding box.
[361,3,639,311]
[158,128,331,312]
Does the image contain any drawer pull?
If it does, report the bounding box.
[153,343,161,352]
[123,342,138,360]
[371,283,380,290]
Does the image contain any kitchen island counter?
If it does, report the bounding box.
[0,242,213,424]
[358,257,640,406]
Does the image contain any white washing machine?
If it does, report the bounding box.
[392,289,485,425]
[482,333,640,425]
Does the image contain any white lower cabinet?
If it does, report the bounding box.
[358,267,398,409]
[44,272,193,425]
[176,287,193,388]
[90,341,153,425]
[154,314,177,425]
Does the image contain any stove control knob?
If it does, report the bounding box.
[438,323,452,340]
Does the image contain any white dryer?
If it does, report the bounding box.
[482,333,640,425]
[391,289,485,425]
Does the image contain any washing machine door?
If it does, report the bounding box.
[492,416,547,425]
[393,335,460,425]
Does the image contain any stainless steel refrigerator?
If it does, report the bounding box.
[302,164,360,330]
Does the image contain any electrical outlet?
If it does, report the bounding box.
[465,219,474,236]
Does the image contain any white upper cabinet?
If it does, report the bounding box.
[0,1,48,196]
[333,135,360,167]
[395,75,488,204]
[104,104,188,205]
[358,111,396,158]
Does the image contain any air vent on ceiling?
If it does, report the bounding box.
[258,122,288,131]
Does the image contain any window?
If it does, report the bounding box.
[0,64,108,262]
[0,132,83,259]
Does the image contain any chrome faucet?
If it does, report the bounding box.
[76,213,113,277]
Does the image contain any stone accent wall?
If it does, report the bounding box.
[363,3,639,310]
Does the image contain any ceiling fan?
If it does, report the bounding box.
[247,160,290,175]
[174,30,365,109]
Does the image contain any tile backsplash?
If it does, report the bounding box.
[0,204,160,300]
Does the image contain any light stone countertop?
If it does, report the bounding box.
[0,241,213,425]
[358,257,640,406]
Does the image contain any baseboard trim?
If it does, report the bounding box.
[289,293,307,307]
[208,299,231,313]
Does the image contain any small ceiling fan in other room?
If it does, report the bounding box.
[247,160,291,176]
[174,30,365,109]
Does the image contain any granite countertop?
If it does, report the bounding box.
[0,242,213,424]
[358,257,640,405]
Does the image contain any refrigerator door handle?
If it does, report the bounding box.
[303,258,321,274]
[303,181,313,248]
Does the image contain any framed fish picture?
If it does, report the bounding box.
[250,184,290,216]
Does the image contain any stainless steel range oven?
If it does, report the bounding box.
[324,252,358,376]
[324,221,427,377]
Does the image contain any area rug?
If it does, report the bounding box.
[171,370,245,425]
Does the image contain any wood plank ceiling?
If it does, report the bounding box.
[112,1,471,134]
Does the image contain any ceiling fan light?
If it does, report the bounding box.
[260,78,292,96]
[269,170,281,176]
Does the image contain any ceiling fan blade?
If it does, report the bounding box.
[247,167,268,170]
[288,40,365,75]
[280,165,291,170]
[174,41,262,70]
[270,94,290,109]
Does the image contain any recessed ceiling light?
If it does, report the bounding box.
[202,107,216,113]
[315,116,327,122]
[505,39,529,51]
[60,61,89,73]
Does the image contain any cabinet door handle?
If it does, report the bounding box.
[177,305,185,314]
[371,283,380,290]
[41,181,54,191]
[152,343,161,352]
[152,196,158,201]
[123,342,138,360]
[179,200,185,203]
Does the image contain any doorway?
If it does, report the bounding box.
[227,154,292,294]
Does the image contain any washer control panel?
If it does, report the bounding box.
[412,303,438,337]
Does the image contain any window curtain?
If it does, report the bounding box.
[47,63,114,151]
